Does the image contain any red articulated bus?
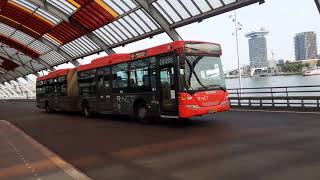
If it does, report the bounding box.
[36,41,230,122]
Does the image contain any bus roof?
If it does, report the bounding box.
[37,40,220,81]
[37,69,71,81]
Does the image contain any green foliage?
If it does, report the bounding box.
[282,63,304,72]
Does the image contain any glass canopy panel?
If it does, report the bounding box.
[222,0,237,5]
[61,35,100,58]
[35,8,61,25]
[11,0,37,11]
[28,40,51,55]
[0,23,16,37]
[14,66,30,75]
[26,60,46,72]
[47,0,78,16]
[1,45,19,57]
[207,0,224,8]
[196,0,212,12]
[11,31,34,46]
[16,54,33,64]
[106,0,138,15]
[40,51,67,66]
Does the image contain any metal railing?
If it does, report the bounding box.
[228,85,320,109]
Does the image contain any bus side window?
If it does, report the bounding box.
[112,63,128,92]
[129,57,156,92]
[104,67,111,90]
[78,69,96,96]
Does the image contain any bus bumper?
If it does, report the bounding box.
[179,103,230,118]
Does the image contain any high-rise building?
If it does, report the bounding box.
[294,32,317,60]
[245,28,269,68]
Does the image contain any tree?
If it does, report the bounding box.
[304,63,310,70]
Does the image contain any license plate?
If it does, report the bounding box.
[208,109,216,113]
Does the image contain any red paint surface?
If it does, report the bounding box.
[0,56,19,71]
[37,69,71,81]
[178,91,230,118]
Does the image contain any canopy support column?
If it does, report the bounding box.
[315,0,320,14]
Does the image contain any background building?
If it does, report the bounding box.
[294,32,318,60]
[245,28,269,68]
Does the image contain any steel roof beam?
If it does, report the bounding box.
[1,68,24,79]
[38,38,79,66]
[0,70,18,82]
[134,0,182,41]
[0,48,39,74]
[29,0,116,55]
[0,84,12,97]
[315,0,320,14]
[0,44,54,72]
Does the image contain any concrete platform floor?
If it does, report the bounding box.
[0,102,320,180]
[0,120,90,180]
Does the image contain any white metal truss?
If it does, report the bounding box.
[0,83,16,98]
[12,79,36,98]
[0,89,8,98]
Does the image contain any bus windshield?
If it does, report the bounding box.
[181,56,226,91]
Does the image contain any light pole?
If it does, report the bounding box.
[230,11,243,92]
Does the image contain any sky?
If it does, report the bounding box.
[39,0,320,78]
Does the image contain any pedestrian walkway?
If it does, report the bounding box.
[0,120,91,180]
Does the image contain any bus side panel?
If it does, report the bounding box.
[36,97,46,109]
[67,68,79,111]
[111,92,158,117]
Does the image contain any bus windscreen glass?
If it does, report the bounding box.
[184,43,221,55]
[181,56,226,91]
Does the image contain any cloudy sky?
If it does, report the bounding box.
[56,0,320,72]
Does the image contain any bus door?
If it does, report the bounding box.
[158,55,178,116]
[97,67,112,112]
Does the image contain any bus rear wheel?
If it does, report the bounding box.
[135,103,151,124]
[45,103,51,113]
[82,103,91,118]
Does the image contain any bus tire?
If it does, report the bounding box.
[82,102,91,118]
[135,103,151,124]
[45,102,51,113]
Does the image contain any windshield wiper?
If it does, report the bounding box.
[185,56,207,89]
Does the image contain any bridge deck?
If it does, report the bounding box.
[0,102,320,180]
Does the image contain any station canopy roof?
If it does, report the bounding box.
[0,0,263,83]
